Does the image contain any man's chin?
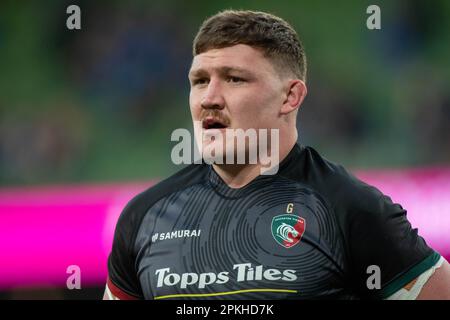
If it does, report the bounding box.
[202,142,224,162]
[202,145,256,165]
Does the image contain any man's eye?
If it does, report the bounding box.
[192,78,208,86]
[227,76,245,83]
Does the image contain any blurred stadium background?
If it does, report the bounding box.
[0,0,449,299]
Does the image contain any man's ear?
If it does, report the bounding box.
[280,80,307,115]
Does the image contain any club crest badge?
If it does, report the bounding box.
[271,214,306,248]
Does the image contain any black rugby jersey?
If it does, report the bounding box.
[107,143,440,300]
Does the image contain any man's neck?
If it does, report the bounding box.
[212,139,297,189]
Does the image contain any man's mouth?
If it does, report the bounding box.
[202,117,228,130]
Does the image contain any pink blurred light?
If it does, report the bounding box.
[0,182,153,290]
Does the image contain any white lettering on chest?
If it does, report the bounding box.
[151,229,201,243]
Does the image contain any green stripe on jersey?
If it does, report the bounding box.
[381,251,441,298]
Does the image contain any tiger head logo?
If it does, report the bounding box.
[276,223,299,243]
[272,214,306,248]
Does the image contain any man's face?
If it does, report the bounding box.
[189,44,286,161]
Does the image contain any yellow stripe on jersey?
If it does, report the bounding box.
[154,288,298,300]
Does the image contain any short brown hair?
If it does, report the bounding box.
[193,10,307,81]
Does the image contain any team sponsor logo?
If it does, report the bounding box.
[271,214,305,248]
[155,263,297,289]
[151,229,201,243]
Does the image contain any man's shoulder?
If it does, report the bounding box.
[117,164,208,228]
[291,146,387,210]
[288,145,365,188]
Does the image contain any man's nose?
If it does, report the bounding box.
[201,80,225,110]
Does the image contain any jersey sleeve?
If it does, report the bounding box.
[344,184,440,299]
[107,198,145,300]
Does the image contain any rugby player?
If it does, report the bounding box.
[104,10,450,300]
